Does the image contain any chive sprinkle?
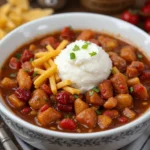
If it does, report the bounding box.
[33,71,37,77]
[92,87,100,93]
[82,43,89,49]
[89,51,97,57]
[129,87,133,93]
[70,52,76,59]
[89,90,94,96]
[15,53,21,59]
[74,94,79,99]
[137,54,143,59]
[96,110,101,115]
[65,114,71,118]
[10,73,17,78]
[73,45,80,51]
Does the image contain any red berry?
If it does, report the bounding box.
[40,104,49,112]
[118,116,128,123]
[40,84,52,95]
[144,19,150,32]
[15,88,31,102]
[57,103,73,112]
[9,57,21,69]
[121,11,139,25]
[142,5,150,17]
[56,91,71,105]
[21,50,34,63]
[59,118,76,130]
[21,107,31,114]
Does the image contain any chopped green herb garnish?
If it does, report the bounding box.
[73,45,80,51]
[30,58,34,62]
[129,87,133,93]
[96,110,101,115]
[44,97,48,102]
[33,71,37,77]
[82,43,89,49]
[137,54,143,59]
[10,73,17,78]
[92,87,100,93]
[89,51,97,57]
[74,94,79,99]
[24,69,29,72]
[70,52,76,59]
[89,90,94,96]
[15,53,21,59]
[65,114,71,118]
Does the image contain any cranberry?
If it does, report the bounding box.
[56,91,71,105]
[40,104,49,112]
[15,88,31,102]
[118,116,128,123]
[21,107,31,114]
[59,118,76,130]
[21,50,34,63]
[57,103,73,112]
[40,84,52,95]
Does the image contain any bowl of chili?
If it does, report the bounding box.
[0,13,150,150]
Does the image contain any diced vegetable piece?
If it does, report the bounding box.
[17,69,32,90]
[76,108,97,128]
[123,108,136,119]
[98,115,112,129]
[38,107,61,126]
[40,36,59,48]
[103,97,117,109]
[126,61,144,78]
[21,107,31,114]
[98,36,118,51]
[29,89,48,110]
[99,80,113,99]
[120,46,137,62]
[40,84,52,95]
[21,61,33,73]
[115,94,133,110]
[40,104,50,112]
[86,90,104,106]
[1,77,17,88]
[77,30,94,41]
[74,98,89,115]
[9,57,21,69]
[109,52,127,72]
[20,50,34,63]
[59,118,76,131]
[61,27,75,41]
[15,88,31,102]
[111,73,128,94]
[133,83,148,100]
[8,94,25,108]
[127,77,140,86]
[111,67,120,74]
[103,110,119,119]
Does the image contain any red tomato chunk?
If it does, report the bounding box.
[21,50,34,63]
[9,57,21,69]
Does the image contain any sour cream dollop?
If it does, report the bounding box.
[54,40,112,93]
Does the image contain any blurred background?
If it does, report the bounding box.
[0,0,150,150]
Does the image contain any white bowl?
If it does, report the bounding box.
[0,13,150,150]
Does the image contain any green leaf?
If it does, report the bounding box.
[89,51,97,57]
[96,110,101,115]
[89,90,94,96]
[73,45,80,51]
[74,94,79,99]
[70,52,76,59]
[33,71,37,77]
[10,73,17,78]
[92,87,99,93]
[15,53,21,59]
[129,87,133,93]
[137,54,143,59]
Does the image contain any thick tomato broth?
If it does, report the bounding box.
[0,27,150,133]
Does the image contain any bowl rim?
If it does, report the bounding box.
[0,12,150,139]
